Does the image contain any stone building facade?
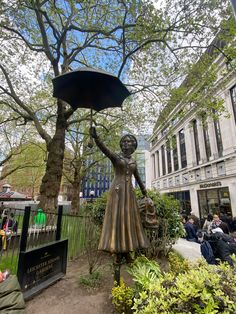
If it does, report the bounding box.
[149,55,236,220]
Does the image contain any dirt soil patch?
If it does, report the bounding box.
[26,253,130,314]
[26,253,168,314]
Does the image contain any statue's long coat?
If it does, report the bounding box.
[95,137,149,253]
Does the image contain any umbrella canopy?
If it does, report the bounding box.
[52,67,131,111]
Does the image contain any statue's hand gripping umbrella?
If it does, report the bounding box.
[52,67,131,145]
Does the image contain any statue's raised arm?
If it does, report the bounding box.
[90,127,117,164]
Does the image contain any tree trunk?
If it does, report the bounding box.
[70,181,81,215]
[70,166,82,215]
[38,123,66,212]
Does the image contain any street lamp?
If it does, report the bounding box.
[89,190,95,203]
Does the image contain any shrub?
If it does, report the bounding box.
[91,191,108,226]
[136,189,185,257]
[79,270,102,288]
[127,256,161,291]
[168,251,190,275]
[112,277,134,314]
[131,255,236,314]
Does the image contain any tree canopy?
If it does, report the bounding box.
[0,0,233,210]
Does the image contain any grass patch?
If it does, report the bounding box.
[61,215,88,260]
[79,270,102,288]
[0,253,18,274]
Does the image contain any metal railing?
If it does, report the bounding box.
[0,206,93,274]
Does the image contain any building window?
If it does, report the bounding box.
[198,187,232,220]
[168,190,191,214]
[202,116,211,161]
[172,135,179,171]
[161,145,166,176]
[214,118,223,157]
[213,109,223,157]
[179,129,187,168]
[217,161,225,176]
[230,85,236,122]
[192,119,200,164]
[205,165,212,178]
[166,139,172,173]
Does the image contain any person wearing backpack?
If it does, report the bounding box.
[202,229,234,267]
[200,240,216,265]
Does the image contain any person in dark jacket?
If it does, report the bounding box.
[205,228,235,266]
[184,217,198,242]
[189,213,200,232]
[230,217,236,232]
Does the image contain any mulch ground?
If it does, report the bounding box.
[26,252,168,314]
[26,253,128,314]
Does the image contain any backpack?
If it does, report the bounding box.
[200,240,216,265]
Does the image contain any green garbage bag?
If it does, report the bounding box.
[0,275,26,313]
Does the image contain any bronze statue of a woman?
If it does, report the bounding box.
[90,127,149,260]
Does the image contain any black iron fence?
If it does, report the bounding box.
[0,206,91,275]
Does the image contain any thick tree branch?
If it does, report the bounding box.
[1,25,45,52]
[0,64,51,144]
[34,0,59,75]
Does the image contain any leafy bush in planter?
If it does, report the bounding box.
[136,189,185,257]
[129,254,236,314]
[168,251,190,275]
[112,278,134,314]
[127,256,161,291]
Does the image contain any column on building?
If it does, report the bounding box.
[208,119,218,159]
[151,153,156,181]
[189,187,200,217]
[164,143,168,175]
[220,90,236,155]
[170,141,175,172]
[160,143,167,175]
[197,119,207,164]
[159,144,163,177]
[184,123,195,167]
[155,150,160,178]
[228,181,236,218]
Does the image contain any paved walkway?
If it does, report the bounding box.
[173,238,202,262]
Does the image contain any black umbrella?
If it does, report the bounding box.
[52,67,131,111]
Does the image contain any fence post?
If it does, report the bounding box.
[19,206,31,252]
[17,206,31,285]
[56,205,63,241]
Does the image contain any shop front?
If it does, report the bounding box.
[197,182,232,221]
[168,190,191,215]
